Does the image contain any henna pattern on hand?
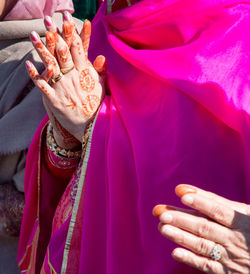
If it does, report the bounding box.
[36,42,43,50]
[46,32,56,55]
[42,51,57,67]
[77,42,82,56]
[58,46,70,63]
[40,84,49,94]
[53,115,80,146]
[63,21,76,48]
[82,95,100,117]
[66,102,76,110]
[79,69,95,92]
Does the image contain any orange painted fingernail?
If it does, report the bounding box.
[152,205,168,218]
[175,185,197,198]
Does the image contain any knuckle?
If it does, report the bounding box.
[197,219,211,237]
[200,259,212,273]
[210,205,226,223]
[195,238,210,255]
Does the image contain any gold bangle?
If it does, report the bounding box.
[46,122,82,158]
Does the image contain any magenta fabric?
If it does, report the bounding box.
[18,0,250,273]
[4,0,74,20]
[79,1,250,273]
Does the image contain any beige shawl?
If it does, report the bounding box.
[0,13,82,191]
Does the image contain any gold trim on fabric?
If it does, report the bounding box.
[18,222,39,268]
[47,249,58,274]
[18,121,48,271]
[61,112,100,274]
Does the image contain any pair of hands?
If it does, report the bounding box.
[153,185,250,273]
[26,12,106,150]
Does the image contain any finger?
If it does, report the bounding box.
[62,18,86,70]
[30,31,60,76]
[160,224,230,266]
[80,19,91,58]
[93,55,107,75]
[55,34,74,71]
[44,15,58,33]
[176,184,248,215]
[179,193,239,228]
[159,209,232,246]
[25,61,54,96]
[45,32,57,56]
[62,11,77,49]
[172,248,225,274]
[41,64,55,82]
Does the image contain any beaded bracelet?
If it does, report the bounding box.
[46,121,93,158]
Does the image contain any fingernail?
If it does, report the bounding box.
[182,194,194,205]
[173,249,184,258]
[63,11,70,21]
[175,185,197,197]
[152,205,167,217]
[160,212,173,223]
[25,60,31,69]
[30,31,39,42]
[162,225,176,236]
[44,16,52,27]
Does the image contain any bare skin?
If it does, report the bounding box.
[153,185,250,273]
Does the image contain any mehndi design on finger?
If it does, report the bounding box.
[46,32,56,56]
[79,69,95,92]
[81,20,91,54]
[58,46,70,63]
[42,51,57,67]
[82,95,100,117]
[63,21,76,48]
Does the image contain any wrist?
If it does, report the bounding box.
[53,127,81,151]
[47,122,82,158]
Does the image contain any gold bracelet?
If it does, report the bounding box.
[46,122,82,158]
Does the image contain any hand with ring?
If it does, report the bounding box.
[25,12,107,150]
[153,185,250,273]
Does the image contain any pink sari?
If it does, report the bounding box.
[18,1,250,273]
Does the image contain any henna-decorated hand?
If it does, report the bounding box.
[26,12,107,150]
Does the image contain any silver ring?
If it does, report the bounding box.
[210,244,222,261]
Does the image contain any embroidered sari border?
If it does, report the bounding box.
[61,111,100,273]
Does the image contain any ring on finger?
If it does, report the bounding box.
[210,244,222,261]
[61,65,75,75]
[50,72,63,84]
